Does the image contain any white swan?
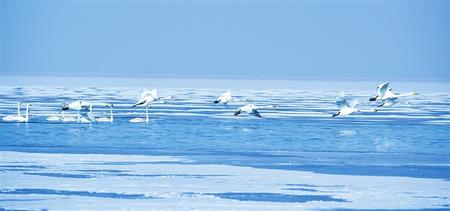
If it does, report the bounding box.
[61,100,91,122]
[3,102,22,120]
[332,94,359,117]
[333,93,376,117]
[2,103,31,122]
[86,105,96,123]
[234,104,274,118]
[130,90,156,123]
[96,103,114,123]
[47,111,78,122]
[369,82,417,107]
[214,91,233,104]
[129,106,149,123]
[132,89,173,107]
[46,114,61,121]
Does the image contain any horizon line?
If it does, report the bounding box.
[1,72,449,83]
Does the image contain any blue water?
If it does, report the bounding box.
[0,79,449,180]
[1,78,450,210]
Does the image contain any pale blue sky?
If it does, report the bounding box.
[1,0,448,81]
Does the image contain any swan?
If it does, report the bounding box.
[213,91,248,104]
[3,102,22,122]
[47,111,78,122]
[2,103,31,122]
[333,93,376,117]
[61,100,91,122]
[369,82,417,107]
[132,89,173,107]
[3,102,22,120]
[86,105,96,123]
[46,114,61,121]
[214,91,233,104]
[95,103,114,123]
[234,104,274,118]
[129,106,149,123]
[130,90,157,123]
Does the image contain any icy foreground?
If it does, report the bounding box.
[1,151,449,210]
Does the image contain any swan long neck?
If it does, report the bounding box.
[25,104,29,121]
[17,102,21,116]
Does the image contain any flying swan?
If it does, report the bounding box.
[332,93,376,117]
[369,82,417,107]
[234,104,274,118]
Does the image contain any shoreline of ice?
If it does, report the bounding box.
[1,151,449,210]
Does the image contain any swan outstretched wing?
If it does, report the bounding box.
[349,99,358,108]
[336,99,350,110]
[250,109,262,117]
[335,92,349,109]
[222,91,231,100]
[378,82,390,98]
[150,89,158,99]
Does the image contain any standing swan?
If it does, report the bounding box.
[2,102,31,122]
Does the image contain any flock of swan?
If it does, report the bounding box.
[1,81,417,123]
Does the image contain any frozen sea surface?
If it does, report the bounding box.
[0,77,449,210]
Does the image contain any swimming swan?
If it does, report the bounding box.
[2,102,31,122]
[129,106,149,123]
[96,103,114,123]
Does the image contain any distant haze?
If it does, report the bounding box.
[1,0,448,81]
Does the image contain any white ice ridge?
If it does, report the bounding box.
[1,151,449,210]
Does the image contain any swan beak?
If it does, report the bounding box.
[412,92,418,95]
[369,95,378,101]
